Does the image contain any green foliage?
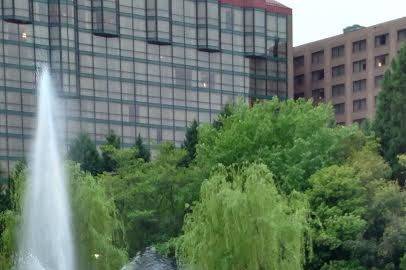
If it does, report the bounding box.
[0,163,127,270]
[398,154,406,168]
[101,131,121,172]
[68,133,102,175]
[0,164,28,268]
[196,98,367,193]
[100,143,203,257]
[134,134,151,162]
[179,120,199,167]
[306,165,367,268]
[400,254,406,270]
[320,260,366,270]
[212,103,233,130]
[0,210,19,269]
[374,45,406,185]
[177,163,310,270]
[104,130,121,149]
[306,142,406,269]
[69,163,127,270]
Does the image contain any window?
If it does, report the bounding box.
[197,0,220,51]
[334,103,345,115]
[375,33,388,47]
[353,99,367,112]
[3,0,32,24]
[312,69,324,82]
[353,59,366,73]
[311,50,324,64]
[312,88,325,100]
[294,74,304,86]
[146,0,172,44]
[92,0,119,37]
[174,67,192,87]
[294,92,305,99]
[353,79,367,92]
[398,29,406,42]
[352,39,366,53]
[221,7,233,30]
[332,65,345,77]
[375,75,384,88]
[332,45,344,58]
[244,8,266,57]
[332,84,345,97]
[375,54,389,68]
[294,56,304,68]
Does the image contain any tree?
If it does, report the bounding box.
[69,164,128,270]
[101,131,121,172]
[196,98,368,193]
[134,134,150,162]
[306,142,406,270]
[100,143,203,257]
[212,103,233,130]
[306,165,367,269]
[177,163,310,270]
[374,45,406,185]
[0,163,128,270]
[179,120,198,167]
[68,133,102,175]
[0,163,25,269]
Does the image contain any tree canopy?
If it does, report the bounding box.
[67,133,102,175]
[374,45,406,185]
[196,99,367,193]
[178,163,310,270]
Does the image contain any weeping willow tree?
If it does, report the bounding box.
[0,163,128,270]
[177,163,311,270]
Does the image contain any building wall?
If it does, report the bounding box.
[0,0,292,176]
[293,17,406,125]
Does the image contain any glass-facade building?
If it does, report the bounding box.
[0,0,292,175]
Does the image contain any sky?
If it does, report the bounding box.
[277,0,406,46]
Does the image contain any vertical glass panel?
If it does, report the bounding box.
[3,0,32,23]
[92,0,119,37]
[197,0,220,51]
[146,0,171,44]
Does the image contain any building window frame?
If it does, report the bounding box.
[294,55,304,68]
[375,54,389,68]
[334,103,345,115]
[197,0,220,52]
[398,29,406,42]
[331,45,344,58]
[353,98,367,112]
[311,69,324,82]
[2,0,32,24]
[312,88,325,101]
[146,0,172,44]
[353,79,367,92]
[332,64,345,77]
[311,50,324,65]
[92,0,120,37]
[352,39,366,53]
[353,59,367,73]
[375,33,389,47]
[332,84,345,97]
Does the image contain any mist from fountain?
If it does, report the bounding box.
[16,67,75,270]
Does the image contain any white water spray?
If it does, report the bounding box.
[17,67,75,270]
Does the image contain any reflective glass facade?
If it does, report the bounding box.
[0,0,292,175]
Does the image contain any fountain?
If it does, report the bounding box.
[16,67,75,270]
[121,247,177,270]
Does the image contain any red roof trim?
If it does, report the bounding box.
[219,0,292,15]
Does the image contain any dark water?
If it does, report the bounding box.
[121,247,177,270]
